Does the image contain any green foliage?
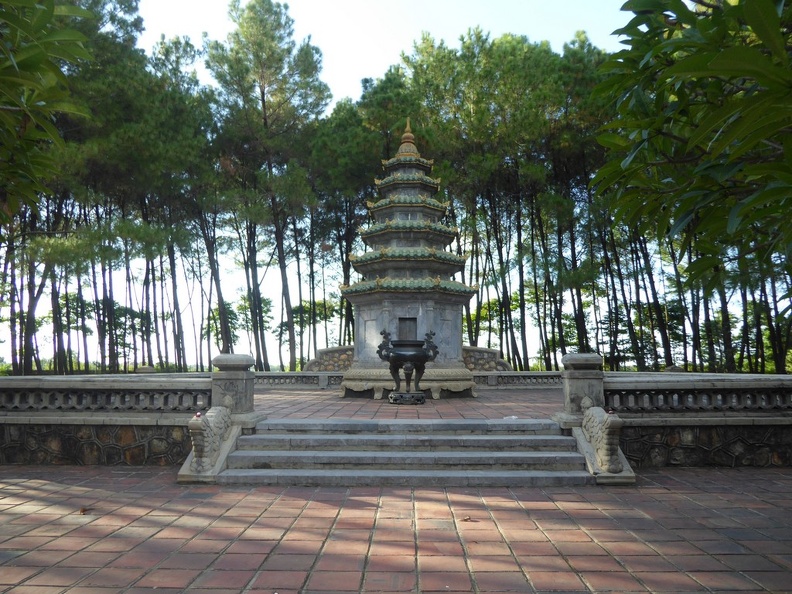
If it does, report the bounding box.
[593,0,792,279]
[203,303,240,350]
[0,0,91,223]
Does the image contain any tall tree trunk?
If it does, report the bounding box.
[272,210,297,371]
[637,236,673,367]
[714,269,736,372]
[199,214,234,354]
[23,255,52,374]
[50,269,67,374]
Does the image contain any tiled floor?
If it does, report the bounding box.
[253,387,564,420]
[1,389,792,593]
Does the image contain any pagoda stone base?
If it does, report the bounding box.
[341,365,475,399]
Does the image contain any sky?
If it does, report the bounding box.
[137,0,630,109]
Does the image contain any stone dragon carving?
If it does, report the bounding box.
[581,405,624,474]
[188,406,231,473]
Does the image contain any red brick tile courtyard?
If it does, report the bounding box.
[1,388,791,592]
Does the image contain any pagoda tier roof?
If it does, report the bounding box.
[374,172,440,191]
[340,277,476,297]
[367,194,449,213]
[361,219,457,240]
[381,154,434,172]
[350,247,466,267]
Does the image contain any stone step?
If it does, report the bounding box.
[226,449,586,471]
[216,416,592,487]
[253,418,562,435]
[216,468,596,487]
[236,433,578,451]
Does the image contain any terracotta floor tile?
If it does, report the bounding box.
[314,553,367,572]
[22,566,95,587]
[77,567,148,588]
[518,555,571,572]
[159,552,217,570]
[602,541,657,556]
[133,568,200,589]
[249,570,308,590]
[742,571,792,591]
[633,570,705,592]
[473,570,532,591]
[259,553,316,571]
[565,555,624,572]
[362,571,418,592]
[190,569,256,589]
[664,554,729,572]
[714,553,786,571]
[224,540,276,554]
[553,541,608,556]
[581,571,649,592]
[619,555,680,572]
[693,539,751,554]
[419,554,469,572]
[368,540,415,556]
[6,550,73,567]
[303,570,363,592]
[416,540,465,556]
[688,570,768,591]
[0,566,42,584]
[527,570,587,591]
[419,571,474,592]
[211,553,267,570]
[467,555,522,573]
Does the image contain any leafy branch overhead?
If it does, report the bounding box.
[592,0,792,277]
[0,0,91,223]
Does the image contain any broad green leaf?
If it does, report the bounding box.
[708,46,792,85]
[596,132,631,150]
[743,0,788,64]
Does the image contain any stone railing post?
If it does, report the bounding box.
[562,353,604,414]
[211,354,255,414]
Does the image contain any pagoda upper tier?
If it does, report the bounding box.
[341,121,475,302]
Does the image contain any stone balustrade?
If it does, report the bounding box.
[603,372,792,413]
[557,353,792,472]
[0,354,262,467]
[0,375,212,412]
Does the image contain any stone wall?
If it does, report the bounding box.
[303,347,354,372]
[305,345,511,372]
[462,347,513,371]
[621,424,792,468]
[0,423,191,465]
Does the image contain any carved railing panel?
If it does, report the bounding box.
[473,372,562,388]
[0,376,211,412]
[604,373,792,413]
[0,388,211,412]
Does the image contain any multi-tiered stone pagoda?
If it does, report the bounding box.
[340,120,476,398]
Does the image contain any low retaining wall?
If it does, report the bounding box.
[0,417,191,465]
[620,420,792,468]
[0,355,259,466]
[304,346,513,373]
[605,371,792,468]
[0,374,210,465]
[558,354,792,470]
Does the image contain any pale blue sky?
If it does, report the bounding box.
[137,0,629,108]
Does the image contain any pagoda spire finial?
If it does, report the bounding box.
[397,117,418,156]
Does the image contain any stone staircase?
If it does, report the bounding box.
[216,418,595,487]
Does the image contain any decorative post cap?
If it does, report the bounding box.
[212,353,255,372]
[561,353,603,371]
